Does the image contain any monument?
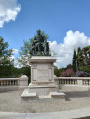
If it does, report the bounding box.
[21,30,65,99]
[30,29,50,56]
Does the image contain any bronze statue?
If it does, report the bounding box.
[30,30,50,56]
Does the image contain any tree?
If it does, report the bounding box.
[72,49,77,72]
[60,68,74,77]
[71,46,90,76]
[78,46,90,67]
[17,39,31,67]
[77,47,81,68]
[77,46,90,75]
[66,64,73,69]
[0,37,14,77]
[54,66,60,77]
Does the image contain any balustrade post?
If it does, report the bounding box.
[77,79,83,85]
[54,79,59,85]
[19,75,28,86]
[54,79,59,89]
[12,80,14,85]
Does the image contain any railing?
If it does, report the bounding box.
[54,77,90,86]
[0,78,19,86]
[0,75,28,92]
[83,79,90,85]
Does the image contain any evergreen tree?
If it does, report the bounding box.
[77,47,81,53]
[72,49,77,72]
[77,47,81,68]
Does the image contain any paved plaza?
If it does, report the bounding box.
[0,90,90,113]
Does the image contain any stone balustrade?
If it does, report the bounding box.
[0,76,90,92]
[0,75,28,92]
[54,77,90,91]
[0,78,19,86]
[54,77,90,85]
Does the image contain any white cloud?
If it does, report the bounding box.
[14,55,30,68]
[12,49,19,54]
[14,58,23,68]
[49,30,90,68]
[0,0,21,27]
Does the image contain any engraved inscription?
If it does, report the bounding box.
[37,69,49,81]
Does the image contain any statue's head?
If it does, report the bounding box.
[37,29,41,35]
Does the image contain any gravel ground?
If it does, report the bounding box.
[0,90,90,113]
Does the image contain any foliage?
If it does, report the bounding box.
[54,64,74,77]
[0,37,14,77]
[66,64,73,69]
[54,66,60,77]
[79,65,90,74]
[74,70,90,77]
[72,49,77,72]
[17,39,31,67]
[77,46,90,76]
[60,68,74,77]
[78,46,90,67]
[77,47,81,67]
[71,46,90,77]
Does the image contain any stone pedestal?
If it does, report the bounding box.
[30,56,56,85]
[21,56,65,99]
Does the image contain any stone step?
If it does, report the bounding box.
[50,92,65,98]
[39,95,51,99]
[21,89,37,99]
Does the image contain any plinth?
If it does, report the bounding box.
[21,56,65,99]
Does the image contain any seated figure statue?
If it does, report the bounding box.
[30,29,50,56]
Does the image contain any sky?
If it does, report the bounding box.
[0,0,90,68]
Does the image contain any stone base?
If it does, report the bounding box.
[28,83,57,95]
[21,56,65,100]
[30,56,56,83]
[21,89,37,100]
[21,89,65,100]
[21,85,65,100]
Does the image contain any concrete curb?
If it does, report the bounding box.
[0,107,90,119]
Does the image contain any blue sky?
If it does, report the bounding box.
[0,0,90,68]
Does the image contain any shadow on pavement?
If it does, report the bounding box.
[64,91,90,99]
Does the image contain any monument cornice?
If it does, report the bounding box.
[30,56,56,63]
